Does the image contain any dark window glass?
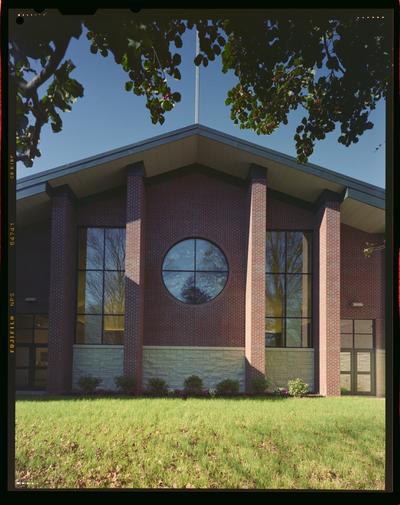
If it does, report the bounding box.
[79,228,104,269]
[34,315,48,329]
[76,227,125,344]
[265,274,284,317]
[286,318,311,347]
[340,319,353,333]
[265,318,284,347]
[266,231,285,273]
[16,329,33,343]
[104,271,125,314]
[341,334,353,348]
[354,320,373,334]
[196,273,228,303]
[265,231,312,347]
[76,315,102,344]
[16,347,30,367]
[16,369,29,388]
[103,316,124,344]
[163,272,195,303]
[286,275,311,318]
[105,228,125,270]
[286,232,311,273]
[195,239,227,271]
[340,320,374,350]
[34,329,48,344]
[78,271,103,313]
[16,315,33,329]
[163,240,195,270]
[162,239,228,304]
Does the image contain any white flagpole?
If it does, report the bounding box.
[195,28,200,124]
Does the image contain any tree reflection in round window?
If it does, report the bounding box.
[162,239,228,304]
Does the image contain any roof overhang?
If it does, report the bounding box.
[17,124,385,233]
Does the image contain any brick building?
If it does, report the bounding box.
[15,124,386,396]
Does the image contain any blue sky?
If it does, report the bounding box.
[16,25,386,188]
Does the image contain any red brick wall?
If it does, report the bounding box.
[16,219,51,314]
[76,187,126,227]
[124,165,146,391]
[341,224,385,349]
[47,186,77,393]
[267,195,314,229]
[245,167,266,388]
[143,168,247,347]
[317,199,341,396]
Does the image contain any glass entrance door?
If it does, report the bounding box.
[16,314,48,390]
[340,319,375,395]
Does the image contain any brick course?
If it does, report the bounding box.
[124,163,146,392]
[47,185,77,393]
[245,165,267,390]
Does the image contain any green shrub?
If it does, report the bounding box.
[183,375,203,395]
[287,378,309,397]
[114,375,135,394]
[147,378,169,396]
[251,377,269,394]
[341,387,350,395]
[216,379,240,396]
[78,375,102,394]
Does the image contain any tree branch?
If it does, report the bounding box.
[18,34,71,95]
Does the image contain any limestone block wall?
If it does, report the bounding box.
[72,345,123,390]
[265,348,315,392]
[375,349,385,397]
[143,346,245,391]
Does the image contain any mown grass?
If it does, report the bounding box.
[15,396,385,490]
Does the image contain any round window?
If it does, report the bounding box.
[162,238,229,304]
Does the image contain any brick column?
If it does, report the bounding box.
[124,162,146,392]
[47,184,76,393]
[316,191,341,396]
[245,164,267,392]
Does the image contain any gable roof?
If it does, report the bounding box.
[16,123,385,233]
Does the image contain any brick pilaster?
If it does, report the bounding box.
[47,184,76,393]
[245,164,267,391]
[124,162,146,392]
[316,191,341,396]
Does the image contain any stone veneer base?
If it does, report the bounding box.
[72,345,319,393]
[265,348,315,392]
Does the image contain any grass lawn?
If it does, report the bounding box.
[15,396,385,490]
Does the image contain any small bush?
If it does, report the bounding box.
[183,375,203,396]
[208,388,217,398]
[341,387,350,395]
[288,378,309,397]
[147,378,169,396]
[216,379,240,396]
[78,375,102,394]
[251,377,269,395]
[114,375,135,394]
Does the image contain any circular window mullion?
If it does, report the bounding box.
[162,238,228,304]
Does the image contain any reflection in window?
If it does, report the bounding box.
[76,227,125,344]
[265,231,312,348]
[162,239,228,304]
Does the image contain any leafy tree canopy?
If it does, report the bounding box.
[10,11,390,167]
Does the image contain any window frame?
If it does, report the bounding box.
[265,229,313,348]
[340,319,376,395]
[75,226,126,345]
[161,237,229,305]
[15,313,49,390]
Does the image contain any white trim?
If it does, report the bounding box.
[143,345,245,351]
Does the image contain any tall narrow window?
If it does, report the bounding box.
[76,227,125,344]
[265,231,312,347]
